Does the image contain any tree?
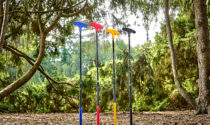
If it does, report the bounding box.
[163,0,196,108]
[0,0,90,100]
[194,0,210,114]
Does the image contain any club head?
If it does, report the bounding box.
[89,23,103,33]
[122,28,136,34]
[73,21,88,32]
[106,29,120,39]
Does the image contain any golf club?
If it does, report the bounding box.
[73,21,87,125]
[89,22,103,125]
[122,28,136,125]
[106,29,120,125]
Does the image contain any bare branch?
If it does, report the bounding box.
[0,0,10,52]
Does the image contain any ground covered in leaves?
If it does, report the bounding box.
[0,110,209,125]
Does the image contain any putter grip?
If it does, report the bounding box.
[106,29,120,39]
[97,106,100,125]
[79,107,82,125]
[122,28,136,34]
[90,23,103,33]
[73,21,88,32]
[114,103,117,125]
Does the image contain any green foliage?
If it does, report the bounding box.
[0,12,199,111]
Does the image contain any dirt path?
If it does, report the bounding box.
[0,110,209,125]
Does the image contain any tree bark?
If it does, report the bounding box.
[163,0,196,108]
[194,0,210,114]
[0,0,10,52]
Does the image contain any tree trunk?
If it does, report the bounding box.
[163,0,196,108]
[194,0,210,114]
[0,33,46,100]
[0,0,9,52]
[0,0,3,26]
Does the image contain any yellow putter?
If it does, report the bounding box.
[106,29,120,125]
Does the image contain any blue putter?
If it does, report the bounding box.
[73,21,87,125]
[73,21,88,32]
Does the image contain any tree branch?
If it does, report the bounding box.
[44,0,65,34]
[61,0,87,18]
[0,0,10,52]
[5,22,25,40]
[3,44,77,88]
[8,0,22,22]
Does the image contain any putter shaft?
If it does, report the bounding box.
[112,38,117,125]
[73,21,87,125]
[79,31,82,125]
[96,33,100,125]
[128,35,132,125]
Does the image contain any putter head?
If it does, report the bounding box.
[106,29,120,39]
[122,28,136,35]
[89,23,103,33]
[73,21,87,32]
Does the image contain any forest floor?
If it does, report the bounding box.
[0,110,210,125]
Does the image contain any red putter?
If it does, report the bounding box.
[89,23,103,125]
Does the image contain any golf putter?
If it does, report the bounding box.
[73,21,87,125]
[106,29,120,125]
[122,28,136,125]
[89,23,103,125]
